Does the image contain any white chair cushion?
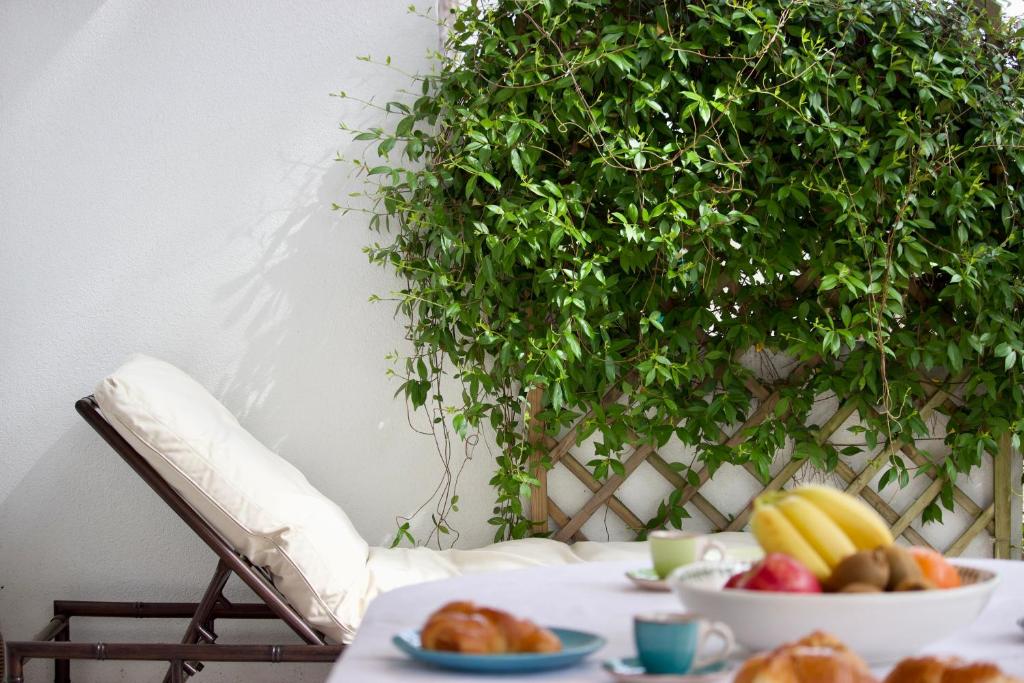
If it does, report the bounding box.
[95,355,369,643]
[358,532,759,624]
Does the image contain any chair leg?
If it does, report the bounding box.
[54,612,70,683]
[7,653,24,683]
[161,560,232,683]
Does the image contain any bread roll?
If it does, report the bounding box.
[734,631,876,683]
[736,638,1024,683]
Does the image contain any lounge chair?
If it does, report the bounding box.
[5,391,344,683]
[4,356,751,681]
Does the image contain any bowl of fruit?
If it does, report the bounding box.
[668,485,998,663]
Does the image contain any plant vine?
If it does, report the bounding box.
[340,0,1024,544]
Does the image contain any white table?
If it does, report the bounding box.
[325,559,1024,681]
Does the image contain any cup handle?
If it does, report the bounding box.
[700,540,727,562]
[693,621,735,670]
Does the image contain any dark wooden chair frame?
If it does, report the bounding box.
[4,397,345,683]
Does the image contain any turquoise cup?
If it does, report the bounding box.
[634,613,734,675]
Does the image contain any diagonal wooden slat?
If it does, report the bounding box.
[547,498,588,542]
[919,374,966,412]
[945,504,995,557]
[900,443,992,531]
[745,377,771,401]
[547,383,628,467]
[645,452,730,529]
[529,370,636,536]
[548,355,825,538]
[859,404,996,537]
[890,478,944,537]
[833,461,934,548]
[843,371,969,496]
[726,401,860,531]
[541,435,646,532]
[673,358,822,512]
[546,356,822,538]
[827,458,933,548]
[553,444,654,541]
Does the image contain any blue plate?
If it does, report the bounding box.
[393,627,606,672]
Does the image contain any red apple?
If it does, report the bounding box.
[724,568,751,589]
[725,553,822,593]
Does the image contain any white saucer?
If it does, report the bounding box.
[603,657,734,682]
[625,568,671,591]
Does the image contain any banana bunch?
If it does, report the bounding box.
[750,485,894,579]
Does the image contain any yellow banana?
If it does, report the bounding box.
[776,494,857,568]
[792,485,894,550]
[750,500,831,579]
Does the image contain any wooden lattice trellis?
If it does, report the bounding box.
[526,360,1023,559]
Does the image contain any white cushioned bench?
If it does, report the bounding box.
[96,355,755,643]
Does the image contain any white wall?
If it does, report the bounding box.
[0,2,495,680]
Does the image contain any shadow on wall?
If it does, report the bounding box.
[215,152,395,490]
[215,155,358,440]
[210,149,487,548]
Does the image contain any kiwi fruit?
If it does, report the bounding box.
[882,544,924,591]
[826,548,890,591]
[838,582,884,593]
[894,577,935,592]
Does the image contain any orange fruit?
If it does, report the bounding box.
[907,546,961,589]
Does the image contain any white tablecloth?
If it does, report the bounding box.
[325,559,1024,681]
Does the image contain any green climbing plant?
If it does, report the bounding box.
[341,0,1024,544]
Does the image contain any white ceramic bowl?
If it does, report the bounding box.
[668,560,998,664]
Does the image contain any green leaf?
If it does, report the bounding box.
[774,396,791,417]
[565,333,582,359]
[396,116,415,137]
[698,101,711,124]
[946,341,962,372]
[606,52,632,73]
[453,413,468,438]
[511,149,524,177]
[479,172,501,190]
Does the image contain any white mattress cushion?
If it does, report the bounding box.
[95,355,370,643]
[359,533,758,624]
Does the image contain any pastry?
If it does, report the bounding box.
[734,631,877,683]
[419,601,562,654]
[883,656,1023,683]
[736,634,1023,683]
[420,611,505,653]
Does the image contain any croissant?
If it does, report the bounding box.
[883,656,1024,683]
[420,601,562,654]
[734,631,877,683]
[419,612,506,653]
